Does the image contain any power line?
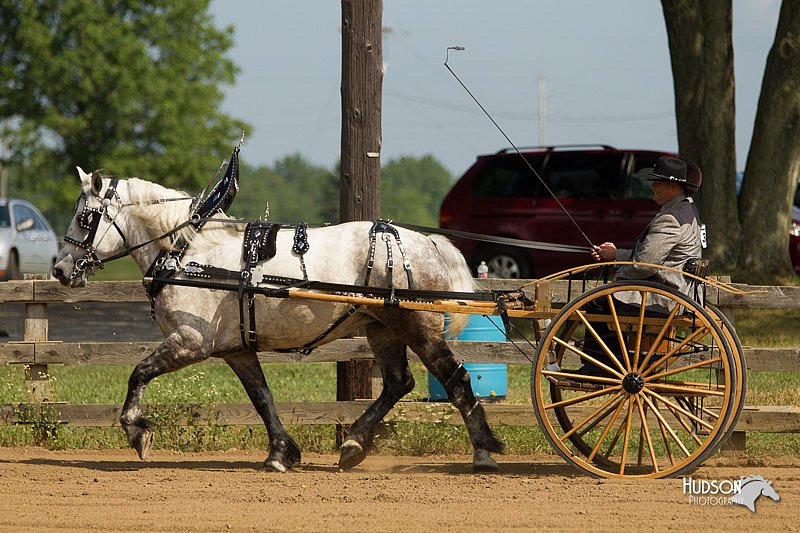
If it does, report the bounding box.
[384,89,672,124]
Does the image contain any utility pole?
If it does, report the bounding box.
[0,140,8,198]
[538,75,547,146]
[338,0,383,419]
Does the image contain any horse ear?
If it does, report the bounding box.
[91,171,103,195]
[76,166,92,184]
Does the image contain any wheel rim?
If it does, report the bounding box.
[705,305,747,446]
[531,281,736,478]
[486,254,521,278]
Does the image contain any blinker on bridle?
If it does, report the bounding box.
[63,176,127,280]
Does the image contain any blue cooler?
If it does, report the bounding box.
[427,314,508,401]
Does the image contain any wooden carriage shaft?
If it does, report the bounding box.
[283,288,716,328]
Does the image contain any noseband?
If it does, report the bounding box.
[63,178,127,280]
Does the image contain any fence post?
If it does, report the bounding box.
[715,275,746,454]
[23,275,52,402]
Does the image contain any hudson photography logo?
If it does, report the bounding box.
[682,475,781,512]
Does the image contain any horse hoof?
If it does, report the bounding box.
[133,429,154,461]
[338,439,367,470]
[472,449,498,473]
[283,438,302,468]
[262,460,287,473]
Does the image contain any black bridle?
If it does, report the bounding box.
[62,177,128,281]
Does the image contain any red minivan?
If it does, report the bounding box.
[439,145,678,278]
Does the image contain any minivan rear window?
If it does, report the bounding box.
[625,153,662,199]
[470,155,545,198]
[543,152,625,200]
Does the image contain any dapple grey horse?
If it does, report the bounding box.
[52,168,503,471]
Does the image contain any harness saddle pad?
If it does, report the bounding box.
[242,222,280,264]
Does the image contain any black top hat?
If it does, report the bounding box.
[636,156,687,183]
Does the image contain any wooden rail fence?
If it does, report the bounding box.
[1,278,799,450]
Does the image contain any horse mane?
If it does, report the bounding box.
[125,178,240,251]
[739,475,767,486]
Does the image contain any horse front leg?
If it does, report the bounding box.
[338,322,415,470]
[224,351,301,472]
[120,330,207,460]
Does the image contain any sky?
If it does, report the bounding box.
[209,0,782,177]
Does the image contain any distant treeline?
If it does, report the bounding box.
[229,153,454,227]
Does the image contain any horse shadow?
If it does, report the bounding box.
[3,456,578,477]
[2,457,259,473]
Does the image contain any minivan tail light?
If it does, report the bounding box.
[440,206,453,226]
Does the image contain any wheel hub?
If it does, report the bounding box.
[622,372,644,394]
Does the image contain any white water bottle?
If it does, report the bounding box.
[477,261,489,279]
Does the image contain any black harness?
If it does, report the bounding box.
[62,177,126,281]
[179,220,426,354]
[238,222,280,351]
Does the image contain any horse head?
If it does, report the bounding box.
[53,167,129,287]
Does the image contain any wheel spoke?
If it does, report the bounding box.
[619,397,635,475]
[653,398,676,465]
[645,357,724,382]
[587,395,628,462]
[561,390,625,442]
[644,388,715,431]
[543,369,620,385]
[575,310,628,375]
[543,385,622,410]
[606,295,632,372]
[577,398,626,438]
[640,327,709,378]
[551,337,625,378]
[631,291,648,370]
[602,420,626,460]
[659,398,704,446]
[641,393,692,458]
[636,305,681,374]
[646,382,725,397]
[635,396,659,473]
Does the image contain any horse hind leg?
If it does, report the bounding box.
[225,351,301,472]
[338,322,415,470]
[398,312,504,472]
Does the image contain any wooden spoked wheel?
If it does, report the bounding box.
[531,281,738,478]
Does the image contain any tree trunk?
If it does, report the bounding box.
[737,1,800,281]
[661,0,739,271]
[338,0,383,406]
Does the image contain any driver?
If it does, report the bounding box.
[578,155,704,377]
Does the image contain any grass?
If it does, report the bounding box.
[1,354,798,458]
[91,256,141,281]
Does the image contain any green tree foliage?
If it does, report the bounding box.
[380,155,452,226]
[229,153,452,227]
[0,0,248,232]
[229,154,339,224]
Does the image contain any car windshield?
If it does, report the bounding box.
[0,206,9,228]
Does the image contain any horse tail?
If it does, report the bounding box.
[429,234,477,338]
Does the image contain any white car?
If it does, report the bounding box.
[0,199,59,280]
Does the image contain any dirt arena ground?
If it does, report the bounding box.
[0,449,796,532]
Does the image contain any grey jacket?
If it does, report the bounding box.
[614,193,702,312]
